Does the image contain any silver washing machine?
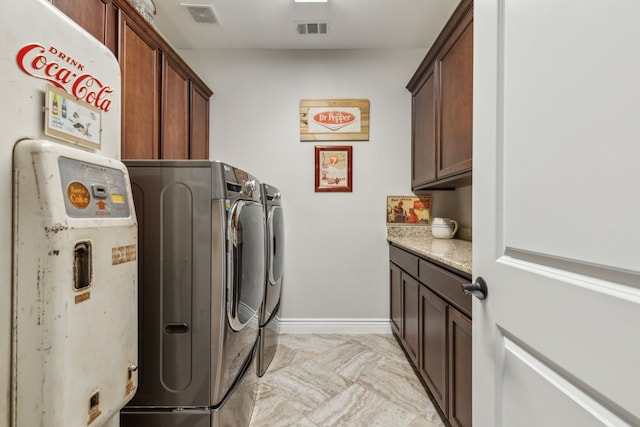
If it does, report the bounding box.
[257,183,284,377]
[121,160,266,427]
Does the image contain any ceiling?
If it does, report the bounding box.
[151,0,460,50]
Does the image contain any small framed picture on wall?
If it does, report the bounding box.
[314,146,353,192]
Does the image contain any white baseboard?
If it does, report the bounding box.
[278,318,392,334]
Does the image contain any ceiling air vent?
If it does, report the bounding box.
[182,4,218,24]
[296,22,328,35]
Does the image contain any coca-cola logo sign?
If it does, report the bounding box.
[16,43,115,112]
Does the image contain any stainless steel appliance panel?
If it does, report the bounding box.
[216,347,257,427]
[123,160,264,427]
[122,347,257,427]
[257,183,284,377]
[121,411,211,427]
[265,203,284,319]
[211,161,265,398]
[257,302,281,377]
[126,162,214,407]
[226,200,266,331]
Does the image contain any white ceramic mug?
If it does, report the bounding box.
[431,217,458,239]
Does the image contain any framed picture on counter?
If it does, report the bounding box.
[387,195,432,224]
[314,146,352,192]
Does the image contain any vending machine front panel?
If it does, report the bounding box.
[12,139,138,427]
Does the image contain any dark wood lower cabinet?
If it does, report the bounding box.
[449,307,472,427]
[420,285,448,414]
[390,262,402,337]
[389,244,472,427]
[402,273,420,366]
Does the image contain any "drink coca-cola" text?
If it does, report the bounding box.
[16,43,114,112]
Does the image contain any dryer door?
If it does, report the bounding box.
[268,205,284,286]
[227,199,266,331]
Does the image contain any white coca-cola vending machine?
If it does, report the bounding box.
[1,1,138,427]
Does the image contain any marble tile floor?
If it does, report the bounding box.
[250,334,446,427]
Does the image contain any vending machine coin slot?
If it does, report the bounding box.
[89,390,100,412]
[88,390,101,424]
[91,184,108,198]
[73,241,92,290]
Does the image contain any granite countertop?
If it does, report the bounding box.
[387,225,472,275]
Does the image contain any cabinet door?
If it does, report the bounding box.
[190,83,210,159]
[161,56,190,159]
[52,0,117,54]
[389,262,402,337]
[120,14,160,159]
[438,10,473,179]
[448,306,472,427]
[419,284,448,415]
[401,273,420,365]
[411,61,438,188]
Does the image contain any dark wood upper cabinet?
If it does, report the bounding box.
[412,61,438,188]
[51,0,116,54]
[438,12,473,179]
[161,56,190,159]
[189,83,211,160]
[120,14,160,159]
[52,0,213,160]
[408,0,473,190]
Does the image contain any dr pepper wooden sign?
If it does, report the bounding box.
[300,99,369,141]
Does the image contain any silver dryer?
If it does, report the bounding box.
[121,160,266,427]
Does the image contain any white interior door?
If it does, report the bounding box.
[473,1,640,426]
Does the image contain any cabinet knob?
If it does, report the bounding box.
[462,277,488,300]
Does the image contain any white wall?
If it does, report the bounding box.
[179,48,427,332]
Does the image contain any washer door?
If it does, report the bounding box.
[227,199,266,331]
[268,205,284,286]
